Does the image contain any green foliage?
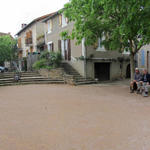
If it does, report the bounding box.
[36,34,44,41]
[60,30,70,40]
[49,51,62,67]
[33,51,62,70]
[0,35,17,65]
[40,50,50,60]
[63,0,150,79]
[64,0,150,51]
[32,59,47,70]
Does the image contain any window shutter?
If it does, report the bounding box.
[58,40,61,52]
[52,43,54,51]
[18,38,21,48]
[68,39,71,61]
[59,14,62,26]
[50,20,53,31]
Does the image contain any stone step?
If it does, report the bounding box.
[75,78,95,82]
[75,80,97,85]
[0,78,63,83]
[61,62,97,85]
[0,80,64,86]
[0,71,65,86]
[0,75,41,79]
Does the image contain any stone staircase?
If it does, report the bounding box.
[61,62,97,85]
[0,72,64,86]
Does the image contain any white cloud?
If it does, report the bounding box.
[0,0,69,36]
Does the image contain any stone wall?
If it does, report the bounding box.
[39,68,77,85]
[38,68,64,79]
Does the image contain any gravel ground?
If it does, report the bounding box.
[0,83,150,150]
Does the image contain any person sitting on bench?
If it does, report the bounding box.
[130,68,142,93]
[140,69,150,97]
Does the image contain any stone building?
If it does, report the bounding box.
[16,13,55,70]
[43,11,130,81]
[137,45,150,73]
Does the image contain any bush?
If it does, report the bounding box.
[40,51,50,60]
[32,59,47,70]
[32,51,62,70]
[49,51,62,67]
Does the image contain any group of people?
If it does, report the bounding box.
[130,68,150,97]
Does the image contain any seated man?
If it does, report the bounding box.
[130,68,142,93]
[140,69,150,97]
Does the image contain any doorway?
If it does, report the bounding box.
[94,63,110,81]
[126,64,131,78]
[61,39,71,61]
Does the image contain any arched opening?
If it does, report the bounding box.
[126,64,130,78]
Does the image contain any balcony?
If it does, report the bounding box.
[25,38,32,45]
[37,35,45,51]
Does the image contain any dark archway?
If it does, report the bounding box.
[126,64,130,78]
[94,63,110,81]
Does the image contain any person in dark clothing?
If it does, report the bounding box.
[130,68,142,93]
[140,69,150,97]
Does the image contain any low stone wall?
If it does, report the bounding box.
[38,68,77,85]
[38,68,64,79]
[63,74,75,85]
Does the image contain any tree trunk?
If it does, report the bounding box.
[130,53,135,80]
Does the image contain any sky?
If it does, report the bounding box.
[0,0,69,37]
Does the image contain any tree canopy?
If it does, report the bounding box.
[0,35,17,65]
[63,0,150,79]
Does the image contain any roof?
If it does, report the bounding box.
[16,12,56,36]
[43,8,64,22]
[43,11,59,22]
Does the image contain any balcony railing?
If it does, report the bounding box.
[25,38,32,45]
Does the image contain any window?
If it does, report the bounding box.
[47,19,52,33]
[61,40,68,52]
[59,14,68,27]
[47,42,54,52]
[95,37,105,51]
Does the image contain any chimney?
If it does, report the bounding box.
[21,24,27,29]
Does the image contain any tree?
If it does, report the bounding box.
[63,0,150,79]
[0,35,17,65]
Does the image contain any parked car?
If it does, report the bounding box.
[0,66,8,72]
[4,67,8,72]
[0,66,4,73]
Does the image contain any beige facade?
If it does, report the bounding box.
[17,22,44,58]
[44,13,85,76]
[16,13,54,58]
[44,12,130,80]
